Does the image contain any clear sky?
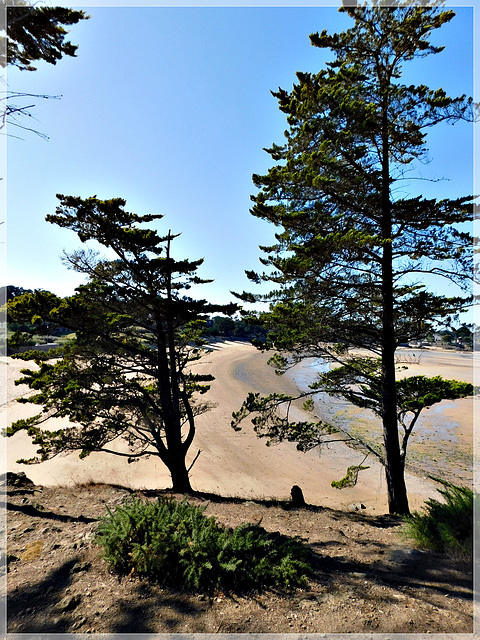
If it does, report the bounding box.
[3,2,476,313]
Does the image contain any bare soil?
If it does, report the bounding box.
[5,474,473,635]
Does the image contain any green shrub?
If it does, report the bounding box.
[402,478,473,560]
[95,496,311,593]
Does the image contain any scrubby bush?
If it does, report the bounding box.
[95,496,311,593]
[402,478,473,560]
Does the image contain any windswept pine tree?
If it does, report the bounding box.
[233,4,476,514]
[7,196,237,492]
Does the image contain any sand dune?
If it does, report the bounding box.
[2,343,475,513]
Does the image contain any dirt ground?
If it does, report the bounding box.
[5,474,473,635]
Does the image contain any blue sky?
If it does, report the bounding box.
[4,2,476,313]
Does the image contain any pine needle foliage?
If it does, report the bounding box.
[95,496,311,593]
[331,464,370,489]
[402,478,473,560]
[233,3,476,516]
[6,196,237,492]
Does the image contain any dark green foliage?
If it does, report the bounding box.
[233,5,475,515]
[206,315,268,341]
[6,5,89,71]
[5,290,62,349]
[7,196,237,493]
[7,331,36,349]
[0,286,33,302]
[232,391,340,453]
[96,497,311,593]
[402,479,473,560]
[209,316,236,336]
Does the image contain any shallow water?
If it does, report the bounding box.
[283,350,474,486]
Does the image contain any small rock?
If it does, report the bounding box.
[20,540,44,561]
[72,616,87,629]
[71,561,91,574]
[348,503,366,511]
[5,471,35,488]
[55,594,81,613]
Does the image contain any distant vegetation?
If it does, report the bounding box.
[206,315,267,342]
[2,289,267,353]
[1,286,471,351]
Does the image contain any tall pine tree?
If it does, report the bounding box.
[234,4,475,514]
[7,195,237,492]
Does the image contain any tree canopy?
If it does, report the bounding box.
[233,4,476,514]
[5,4,88,71]
[2,3,88,140]
[7,195,237,492]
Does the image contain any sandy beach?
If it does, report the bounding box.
[2,342,476,513]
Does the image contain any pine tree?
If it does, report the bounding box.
[7,195,237,493]
[233,4,475,514]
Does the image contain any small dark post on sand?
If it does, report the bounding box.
[290,485,306,507]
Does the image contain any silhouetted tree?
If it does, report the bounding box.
[7,196,237,492]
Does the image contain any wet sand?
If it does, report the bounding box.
[288,347,476,488]
[2,343,475,513]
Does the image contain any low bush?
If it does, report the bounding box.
[95,496,311,593]
[402,478,473,560]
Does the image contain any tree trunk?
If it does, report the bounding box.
[381,237,409,515]
[168,453,193,493]
[380,96,410,516]
[381,344,410,515]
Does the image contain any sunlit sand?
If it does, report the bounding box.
[2,342,475,513]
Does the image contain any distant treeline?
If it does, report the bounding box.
[0,285,33,303]
[205,316,267,341]
[2,286,473,348]
[1,286,267,349]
